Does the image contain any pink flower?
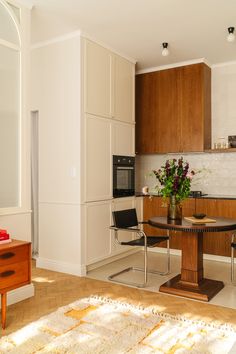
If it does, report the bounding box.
[186,172,193,179]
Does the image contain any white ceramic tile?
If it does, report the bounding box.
[136,152,236,196]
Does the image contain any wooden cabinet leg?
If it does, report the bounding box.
[1,293,6,329]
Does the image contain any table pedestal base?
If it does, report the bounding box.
[159,274,224,302]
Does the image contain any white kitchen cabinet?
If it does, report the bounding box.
[84,39,113,118]
[114,55,135,123]
[112,121,135,156]
[86,200,112,264]
[85,114,112,201]
[111,197,136,254]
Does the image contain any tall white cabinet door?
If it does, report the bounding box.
[86,201,112,264]
[84,39,113,118]
[112,121,135,156]
[114,55,135,123]
[111,197,136,254]
[85,114,112,201]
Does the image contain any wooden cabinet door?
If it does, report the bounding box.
[143,197,196,250]
[85,114,112,201]
[196,199,236,256]
[135,72,159,154]
[84,39,112,118]
[112,121,135,156]
[86,201,112,264]
[135,63,211,154]
[114,55,134,123]
[157,68,181,153]
[179,63,211,152]
[143,197,168,248]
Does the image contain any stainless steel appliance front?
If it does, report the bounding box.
[113,155,135,198]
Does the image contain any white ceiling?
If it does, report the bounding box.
[30,0,236,70]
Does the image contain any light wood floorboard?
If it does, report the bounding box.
[1,261,236,336]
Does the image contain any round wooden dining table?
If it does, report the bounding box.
[148,216,236,302]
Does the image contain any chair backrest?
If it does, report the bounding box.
[112,208,138,228]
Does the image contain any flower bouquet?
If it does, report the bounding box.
[153,157,195,220]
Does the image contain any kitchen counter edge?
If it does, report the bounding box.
[135,193,236,200]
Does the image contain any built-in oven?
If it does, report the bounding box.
[113,155,135,198]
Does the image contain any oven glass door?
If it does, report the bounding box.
[114,166,134,197]
[117,167,133,190]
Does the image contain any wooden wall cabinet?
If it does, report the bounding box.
[142,196,236,257]
[196,199,236,257]
[143,197,195,250]
[135,63,211,154]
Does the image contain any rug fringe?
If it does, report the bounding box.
[88,295,236,333]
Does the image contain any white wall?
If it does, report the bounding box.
[212,62,236,145]
[0,1,31,242]
[31,34,83,274]
[136,61,236,196]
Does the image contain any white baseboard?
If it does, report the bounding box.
[87,249,139,272]
[36,257,87,276]
[0,284,35,308]
[149,247,232,263]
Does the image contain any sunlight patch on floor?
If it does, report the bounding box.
[32,276,55,283]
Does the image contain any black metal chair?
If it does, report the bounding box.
[231,233,236,282]
[109,208,170,287]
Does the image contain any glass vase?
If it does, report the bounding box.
[168,195,182,220]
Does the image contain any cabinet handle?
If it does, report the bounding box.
[0,270,15,278]
[0,252,15,260]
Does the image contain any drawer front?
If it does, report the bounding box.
[0,261,29,290]
[0,245,29,267]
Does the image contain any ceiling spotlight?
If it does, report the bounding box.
[162,42,169,56]
[227,27,235,42]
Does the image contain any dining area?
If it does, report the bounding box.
[88,157,236,307]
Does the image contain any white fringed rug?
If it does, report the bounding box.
[1,296,236,354]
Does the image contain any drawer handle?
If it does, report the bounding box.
[0,270,15,278]
[0,252,15,260]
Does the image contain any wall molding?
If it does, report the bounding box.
[212,60,236,69]
[36,257,87,276]
[136,58,236,75]
[81,31,137,64]
[39,201,80,206]
[31,30,82,50]
[136,58,211,75]
[0,209,31,217]
[1,283,35,308]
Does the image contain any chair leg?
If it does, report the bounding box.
[144,239,147,284]
[108,242,148,288]
[231,233,235,283]
[108,236,170,288]
[146,235,171,276]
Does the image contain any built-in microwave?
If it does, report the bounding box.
[113,155,135,198]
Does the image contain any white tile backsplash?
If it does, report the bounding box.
[136,152,236,196]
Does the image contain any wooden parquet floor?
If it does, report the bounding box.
[2,261,236,337]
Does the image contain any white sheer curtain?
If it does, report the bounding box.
[31,111,39,257]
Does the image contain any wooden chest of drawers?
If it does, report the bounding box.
[0,240,31,329]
